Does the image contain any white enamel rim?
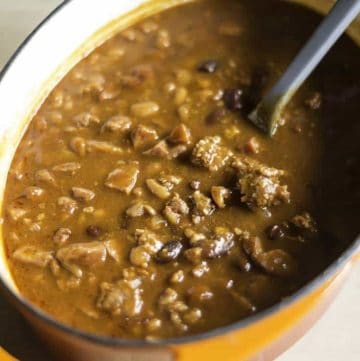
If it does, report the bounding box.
[0,0,359,348]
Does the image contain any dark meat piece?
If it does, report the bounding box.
[233,155,290,209]
[191,136,233,171]
[197,60,218,73]
[157,240,183,263]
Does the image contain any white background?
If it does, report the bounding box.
[0,1,359,360]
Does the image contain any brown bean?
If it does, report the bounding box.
[266,224,285,240]
[197,60,218,73]
[86,225,103,238]
[157,240,183,263]
[223,88,244,111]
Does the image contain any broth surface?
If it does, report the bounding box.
[2,0,360,339]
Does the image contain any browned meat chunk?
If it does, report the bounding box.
[211,186,231,208]
[56,241,107,278]
[101,115,132,133]
[168,124,192,145]
[233,155,290,210]
[97,278,143,317]
[163,193,189,225]
[131,125,158,149]
[12,246,53,268]
[105,162,139,194]
[53,227,72,245]
[71,187,95,202]
[191,136,233,171]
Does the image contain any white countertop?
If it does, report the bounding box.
[0,1,359,360]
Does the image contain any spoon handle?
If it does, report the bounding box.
[250,0,360,136]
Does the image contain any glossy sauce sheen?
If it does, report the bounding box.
[2,0,360,340]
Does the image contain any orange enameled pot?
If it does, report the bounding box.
[0,1,359,360]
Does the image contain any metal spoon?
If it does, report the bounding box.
[249,0,360,137]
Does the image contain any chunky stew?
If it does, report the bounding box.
[3,0,360,340]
